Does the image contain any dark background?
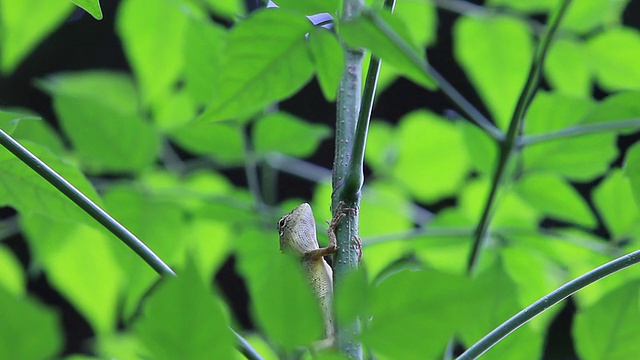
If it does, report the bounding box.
[1,0,639,358]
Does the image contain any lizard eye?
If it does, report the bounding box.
[277,217,287,233]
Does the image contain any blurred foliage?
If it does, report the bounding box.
[1,0,640,359]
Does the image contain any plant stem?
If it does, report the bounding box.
[519,118,640,145]
[0,129,176,277]
[466,0,573,273]
[425,65,504,141]
[457,247,640,359]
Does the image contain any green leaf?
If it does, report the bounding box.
[393,110,469,202]
[394,0,437,47]
[521,92,618,180]
[103,185,187,319]
[117,0,188,105]
[514,173,596,227]
[522,132,617,180]
[236,229,324,350]
[183,19,227,104]
[0,288,61,359]
[0,246,25,296]
[202,0,245,18]
[21,214,122,333]
[0,141,98,222]
[0,0,73,74]
[0,109,41,134]
[253,112,331,158]
[275,0,340,15]
[197,9,314,123]
[69,0,103,20]
[460,120,498,176]
[39,71,161,174]
[363,269,467,359]
[587,27,640,91]
[364,120,396,175]
[594,169,640,240]
[335,269,370,327]
[307,28,345,102]
[170,121,244,164]
[9,114,66,156]
[459,259,544,359]
[574,280,640,360]
[545,38,592,98]
[625,142,640,211]
[454,15,533,129]
[134,260,235,360]
[562,0,628,34]
[524,91,595,135]
[581,91,640,129]
[340,9,436,89]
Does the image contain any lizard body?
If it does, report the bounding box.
[277,203,338,341]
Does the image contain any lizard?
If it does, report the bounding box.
[277,202,346,346]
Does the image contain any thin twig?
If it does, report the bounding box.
[0,129,176,277]
[466,0,573,273]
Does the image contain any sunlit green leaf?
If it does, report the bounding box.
[202,0,245,18]
[0,246,24,296]
[9,114,66,156]
[69,0,103,20]
[364,120,396,175]
[0,141,98,222]
[594,169,640,240]
[587,27,640,91]
[198,9,314,123]
[574,280,640,360]
[393,110,469,201]
[562,0,628,34]
[21,214,122,333]
[514,173,596,227]
[501,246,563,329]
[459,259,545,359]
[363,269,467,359]
[253,112,331,158]
[545,38,592,98]
[394,0,437,47]
[0,109,41,134]
[117,0,188,105]
[460,120,498,176]
[170,121,244,164]
[134,261,235,360]
[454,15,533,129]
[340,9,436,89]
[307,28,345,102]
[39,71,160,173]
[103,185,187,319]
[581,91,640,130]
[0,288,61,359]
[625,142,640,211]
[0,0,73,74]
[183,19,227,104]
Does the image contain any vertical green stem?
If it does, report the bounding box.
[332,0,365,358]
[466,0,572,273]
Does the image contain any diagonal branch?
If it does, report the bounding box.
[466,0,573,273]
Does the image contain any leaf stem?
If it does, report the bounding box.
[0,129,176,276]
[457,247,640,359]
[425,65,504,141]
[519,118,640,145]
[466,0,573,273]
